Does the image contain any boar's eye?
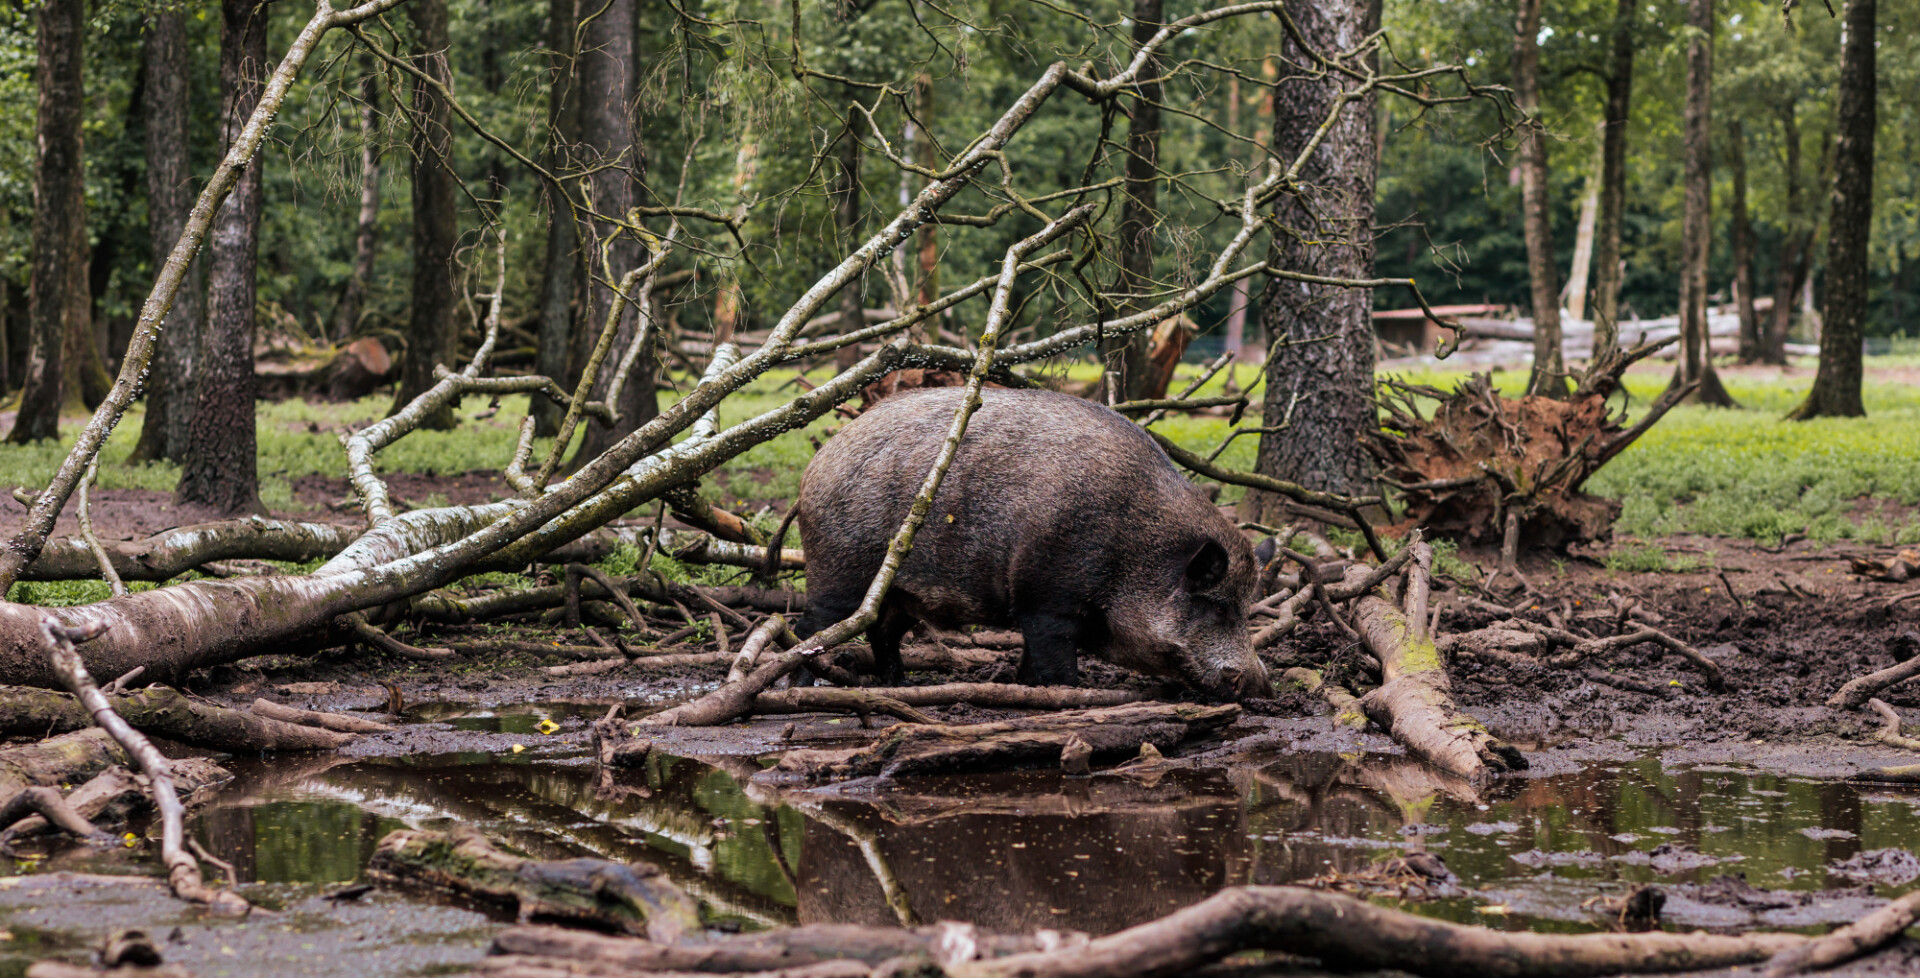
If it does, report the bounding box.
[1185,539,1229,591]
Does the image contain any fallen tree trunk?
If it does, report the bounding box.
[20,518,360,582]
[1346,551,1526,786]
[248,698,394,734]
[957,884,1804,978]
[0,685,354,751]
[486,923,1078,973]
[767,703,1239,781]
[368,827,701,942]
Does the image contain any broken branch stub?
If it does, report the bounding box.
[1345,553,1526,786]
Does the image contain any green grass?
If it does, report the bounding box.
[7,357,1918,562]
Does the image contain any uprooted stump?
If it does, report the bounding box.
[765,703,1239,781]
[368,827,701,942]
[1367,367,1687,553]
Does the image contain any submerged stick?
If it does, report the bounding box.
[1762,890,1920,977]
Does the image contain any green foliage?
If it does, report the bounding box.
[1602,542,1699,574]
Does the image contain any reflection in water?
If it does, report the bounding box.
[185,723,1920,936]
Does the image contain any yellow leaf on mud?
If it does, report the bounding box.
[1476,904,1510,915]
[536,718,560,735]
[510,744,526,753]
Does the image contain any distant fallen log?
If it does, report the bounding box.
[369,827,701,942]
[766,703,1239,781]
[485,922,1080,973]
[0,729,125,807]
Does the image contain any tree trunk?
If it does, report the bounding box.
[1790,0,1874,420]
[1244,0,1379,509]
[833,97,865,371]
[176,0,269,514]
[129,4,202,464]
[532,0,579,437]
[1514,0,1564,397]
[330,66,381,343]
[568,0,652,465]
[914,73,938,319]
[390,0,457,429]
[1588,0,1635,379]
[7,0,88,444]
[1564,160,1598,323]
[1764,99,1806,365]
[1222,77,1250,361]
[1728,118,1760,364]
[1100,0,1162,401]
[1674,0,1734,406]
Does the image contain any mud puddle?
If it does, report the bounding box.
[8,703,1920,978]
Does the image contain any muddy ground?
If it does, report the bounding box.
[7,488,1920,976]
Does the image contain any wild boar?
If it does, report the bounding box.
[793,387,1269,701]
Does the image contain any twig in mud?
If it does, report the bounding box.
[728,615,795,683]
[102,666,144,696]
[1762,889,1920,977]
[750,688,934,726]
[40,621,250,914]
[709,613,731,657]
[1867,698,1920,751]
[1252,586,1317,649]
[1717,570,1743,607]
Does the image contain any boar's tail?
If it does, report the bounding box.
[763,500,803,581]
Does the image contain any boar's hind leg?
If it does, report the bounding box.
[1016,612,1083,687]
[865,600,914,686]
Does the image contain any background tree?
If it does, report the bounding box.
[390,0,458,428]
[532,0,578,437]
[329,66,381,343]
[1791,0,1876,420]
[176,0,269,514]
[1728,117,1760,363]
[1513,0,1564,396]
[1673,0,1734,406]
[566,0,647,464]
[7,0,88,444]
[1588,0,1635,379]
[1099,0,1163,401]
[129,1,201,463]
[1245,0,1381,509]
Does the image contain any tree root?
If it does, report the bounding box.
[766,703,1239,781]
[476,885,1811,978]
[1282,668,1367,729]
[1828,653,1920,710]
[954,884,1802,978]
[368,826,701,942]
[750,688,935,725]
[541,652,731,678]
[347,615,457,661]
[0,684,355,751]
[1867,698,1920,751]
[1761,890,1920,977]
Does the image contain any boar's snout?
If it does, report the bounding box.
[1179,641,1270,702]
[1221,657,1272,701]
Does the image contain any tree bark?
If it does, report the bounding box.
[1790,0,1874,420]
[130,4,202,463]
[833,97,865,371]
[1589,0,1635,378]
[7,0,88,444]
[532,0,579,436]
[331,66,381,343]
[1514,0,1564,397]
[1245,0,1379,509]
[1100,0,1162,401]
[1564,161,1598,323]
[1674,0,1735,406]
[177,0,270,514]
[568,0,652,464]
[390,0,458,428]
[1729,118,1761,364]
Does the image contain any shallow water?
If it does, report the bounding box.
[160,704,1920,937]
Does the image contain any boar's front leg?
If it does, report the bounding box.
[1016,611,1083,687]
[865,599,914,686]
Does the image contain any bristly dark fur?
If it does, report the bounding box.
[794,387,1268,700]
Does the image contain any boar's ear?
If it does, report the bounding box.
[1185,539,1230,591]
